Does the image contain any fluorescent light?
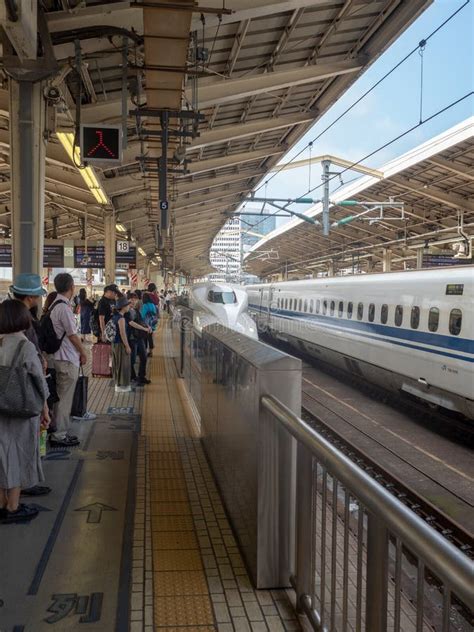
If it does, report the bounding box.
[138,247,146,256]
[116,223,127,233]
[150,260,158,266]
[57,131,109,205]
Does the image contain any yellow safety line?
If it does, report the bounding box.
[142,322,216,630]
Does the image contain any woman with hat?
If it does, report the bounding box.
[111,296,133,393]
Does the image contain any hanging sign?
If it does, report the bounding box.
[80,124,122,165]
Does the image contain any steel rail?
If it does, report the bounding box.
[261,394,474,611]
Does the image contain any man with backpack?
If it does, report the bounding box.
[97,284,120,342]
[47,273,95,447]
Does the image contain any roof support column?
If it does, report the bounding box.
[9,80,46,276]
[382,248,392,273]
[416,248,423,269]
[104,211,116,285]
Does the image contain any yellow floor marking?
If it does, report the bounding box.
[142,323,216,629]
[303,376,473,482]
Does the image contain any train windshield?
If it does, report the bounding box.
[208,290,237,304]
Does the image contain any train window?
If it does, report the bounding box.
[394,305,403,327]
[428,307,439,332]
[304,299,308,312]
[310,299,314,313]
[299,299,303,312]
[208,290,237,304]
[410,306,420,329]
[357,302,364,321]
[368,303,375,322]
[284,299,288,309]
[347,302,353,319]
[330,300,335,316]
[381,304,388,324]
[323,300,327,315]
[449,309,462,335]
[338,301,343,317]
[316,299,321,314]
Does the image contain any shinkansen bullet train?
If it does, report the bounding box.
[189,282,258,339]
[246,268,474,420]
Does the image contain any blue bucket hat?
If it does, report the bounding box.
[10,273,47,297]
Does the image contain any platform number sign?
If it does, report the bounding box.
[80,124,122,165]
[159,200,169,212]
[117,241,130,254]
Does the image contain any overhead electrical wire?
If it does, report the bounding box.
[250,0,471,197]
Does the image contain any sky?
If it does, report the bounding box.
[243,0,473,229]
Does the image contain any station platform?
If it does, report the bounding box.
[0,321,300,632]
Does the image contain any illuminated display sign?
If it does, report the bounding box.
[0,244,65,267]
[43,245,64,267]
[74,245,105,268]
[80,124,122,165]
[116,245,137,269]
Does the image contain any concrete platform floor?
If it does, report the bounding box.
[0,323,300,632]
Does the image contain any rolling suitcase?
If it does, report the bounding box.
[92,342,112,377]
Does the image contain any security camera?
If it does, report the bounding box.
[44,86,62,104]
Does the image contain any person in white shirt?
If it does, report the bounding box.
[49,273,96,447]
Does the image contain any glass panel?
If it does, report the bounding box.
[310,299,314,313]
[323,300,327,315]
[330,301,335,316]
[316,299,321,314]
[347,302,353,319]
[208,291,237,304]
[411,306,420,329]
[368,304,375,322]
[338,301,343,317]
[428,307,439,332]
[357,302,364,320]
[304,299,308,312]
[381,304,388,324]
[449,309,462,335]
[395,305,403,327]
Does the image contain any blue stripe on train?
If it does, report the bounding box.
[248,304,474,363]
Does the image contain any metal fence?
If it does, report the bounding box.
[261,396,473,632]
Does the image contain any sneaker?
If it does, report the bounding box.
[1,503,39,524]
[49,434,80,448]
[136,378,151,385]
[72,411,97,421]
[21,485,52,497]
[115,385,132,393]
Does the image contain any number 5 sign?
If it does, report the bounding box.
[117,241,129,253]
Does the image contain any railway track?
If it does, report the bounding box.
[263,334,474,553]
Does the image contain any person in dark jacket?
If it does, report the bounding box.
[129,292,151,385]
[78,288,95,342]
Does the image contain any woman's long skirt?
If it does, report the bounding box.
[112,342,131,387]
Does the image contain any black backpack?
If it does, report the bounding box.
[38,302,66,354]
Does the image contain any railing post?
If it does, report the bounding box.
[295,442,314,612]
[366,513,389,632]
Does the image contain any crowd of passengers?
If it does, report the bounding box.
[0,272,175,525]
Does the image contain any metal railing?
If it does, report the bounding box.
[262,395,473,632]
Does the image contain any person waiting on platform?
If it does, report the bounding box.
[129,292,151,386]
[98,284,120,343]
[111,296,133,393]
[49,273,95,447]
[0,300,50,524]
[79,288,95,342]
[140,293,158,358]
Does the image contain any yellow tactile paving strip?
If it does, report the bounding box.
[142,324,216,631]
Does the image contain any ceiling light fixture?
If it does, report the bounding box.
[138,247,146,256]
[57,132,109,206]
[116,223,127,233]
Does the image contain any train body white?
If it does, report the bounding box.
[246,267,474,419]
[189,282,258,339]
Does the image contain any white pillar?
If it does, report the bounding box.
[382,248,392,272]
[104,211,116,285]
[9,80,46,276]
[416,248,423,269]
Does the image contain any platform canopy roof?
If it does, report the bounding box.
[0,0,432,277]
[243,118,474,278]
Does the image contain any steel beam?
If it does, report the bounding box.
[104,211,116,285]
[187,147,285,175]
[191,60,363,108]
[389,176,474,213]
[9,80,46,276]
[176,170,265,195]
[427,157,474,181]
[189,113,316,150]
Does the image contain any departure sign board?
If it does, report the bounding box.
[43,244,64,267]
[116,245,137,269]
[423,254,473,267]
[80,124,122,165]
[74,245,105,268]
[0,244,65,267]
